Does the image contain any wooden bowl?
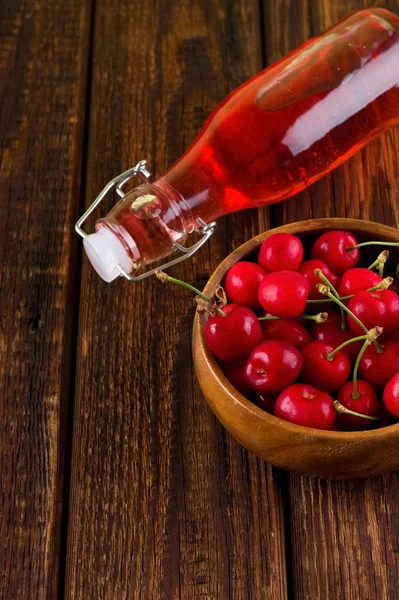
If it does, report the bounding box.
[192,218,399,479]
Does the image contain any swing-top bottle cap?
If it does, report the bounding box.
[76,160,217,283]
[83,227,131,282]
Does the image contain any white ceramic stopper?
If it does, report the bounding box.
[83,227,132,282]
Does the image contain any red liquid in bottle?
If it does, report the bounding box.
[159,8,399,223]
[85,8,399,281]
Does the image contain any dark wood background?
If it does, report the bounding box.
[1,0,399,598]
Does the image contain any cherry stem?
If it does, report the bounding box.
[325,334,367,361]
[316,284,384,353]
[352,327,383,398]
[347,241,399,250]
[367,258,379,270]
[333,400,379,421]
[379,250,388,277]
[314,269,346,331]
[301,313,328,323]
[305,279,392,305]
[367,250,389,277]
[155,270,227,317]
[258,315,280,321]
[314,269,340,298]
[258,312,328,323]
[352,340,369,399]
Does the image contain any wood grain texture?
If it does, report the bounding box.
[65,0,287,599]
[262,0,399,597]
[0,0,91,598]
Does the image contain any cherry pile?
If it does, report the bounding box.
[156,230,399,431]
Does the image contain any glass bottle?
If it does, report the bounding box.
[76,7,399,282]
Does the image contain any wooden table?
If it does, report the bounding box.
[2,1,399,598]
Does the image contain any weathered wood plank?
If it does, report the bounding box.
[65,0,288,598]
[0,0,91,598]
[263,0,399,598]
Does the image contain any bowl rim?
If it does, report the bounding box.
[194,217,399,441]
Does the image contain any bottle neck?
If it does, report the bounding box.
[83,182,195,281]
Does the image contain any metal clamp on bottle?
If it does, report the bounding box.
[75,160,216,282]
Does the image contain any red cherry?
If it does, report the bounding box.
[301,340,350,393]
[255,392,276,412]
[359,340,399,389]
[347,291,384,334]
[381,291,399,337]
[258,271,310,318]
[337,268,382,299]
[245,340,302,394]
[219,304,238,314]
[204,304,262,363]
[297,259,340,300]
[261,318,311,350]
[347,290,399,339]
[336,380,380,431]
[220,362,253,397]
[311,230,360,275]
[274,384,336,430]
[258,233,303,273]
[311,323,361,362]
[383,373,399,418]
[224,261,266,310]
